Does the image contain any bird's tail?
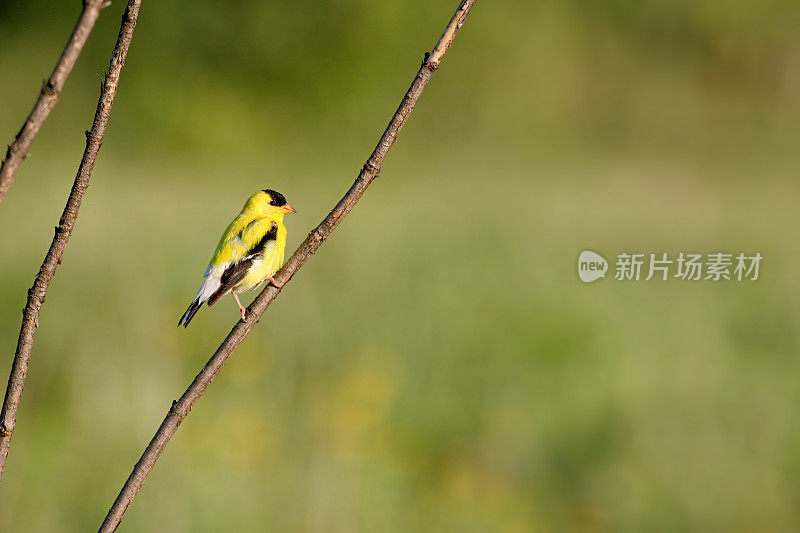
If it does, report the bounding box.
[178,298,203,328]
[179,274,221,328]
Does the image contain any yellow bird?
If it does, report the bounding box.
[179,189,296,327]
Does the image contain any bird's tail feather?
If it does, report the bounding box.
[179,274,221,328]
[178,298,203,328]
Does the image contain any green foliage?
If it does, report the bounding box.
[1,0,799,531]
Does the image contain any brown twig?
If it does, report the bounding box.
[0,0,142,479]
[0,0,113,208]
[97,0,477,530]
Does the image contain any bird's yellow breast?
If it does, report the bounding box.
[208,212,288,291]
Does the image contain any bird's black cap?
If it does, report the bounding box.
[263,189,288,207]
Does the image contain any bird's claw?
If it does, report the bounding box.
[268,275,283,288]
[232,292,247,321]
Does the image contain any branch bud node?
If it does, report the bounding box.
[364,159,381,175]
[42,81,57,97]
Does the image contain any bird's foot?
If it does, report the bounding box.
[232,292,247,321]
[268,275,283,288]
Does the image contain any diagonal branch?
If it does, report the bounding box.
[0,0,112,208]
[0,0,143,479]
[97,0,477,530]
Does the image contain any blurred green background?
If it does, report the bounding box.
[2,0,800,531]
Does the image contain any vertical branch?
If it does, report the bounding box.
[0,0,143,479]
[97,1,477,530]
[0,0,112,208]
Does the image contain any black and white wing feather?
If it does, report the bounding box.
[178,221,278,327]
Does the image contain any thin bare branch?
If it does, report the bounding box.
[0,0,112,208]
[97,1,477,530]
[0,0,142,479]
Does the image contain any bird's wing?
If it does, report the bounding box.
[206,219,278,306]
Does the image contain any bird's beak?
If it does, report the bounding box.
[280,204,297,214]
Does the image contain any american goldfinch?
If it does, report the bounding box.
[178,189,296,327]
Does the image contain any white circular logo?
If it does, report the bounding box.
[578,250,608,283]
